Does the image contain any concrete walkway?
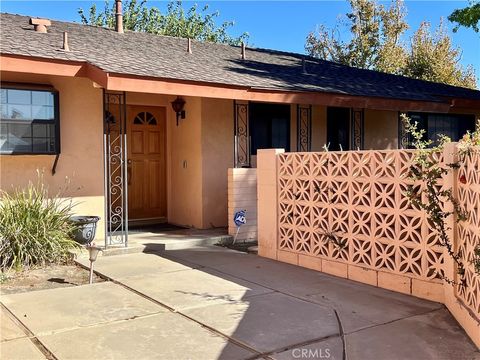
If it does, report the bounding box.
[1,246,478,360]
[95,228,232,254]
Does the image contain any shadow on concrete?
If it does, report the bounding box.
[47,277,75,285]
[139,244,480,360]
[128,223,187,233]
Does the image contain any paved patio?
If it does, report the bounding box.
[1,245,479,360]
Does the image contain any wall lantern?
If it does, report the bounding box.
[171,96,186,126]
[105,110,116,124]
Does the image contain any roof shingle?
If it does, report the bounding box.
[1,12,479,103]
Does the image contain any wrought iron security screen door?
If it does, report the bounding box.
[103,91,128,247]
[234,101,250,167]
[297,105,312,152]
[351,108,365,150]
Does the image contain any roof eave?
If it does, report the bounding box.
[106,72,453,112]
[0,53,455,113]
[0,53,109,88]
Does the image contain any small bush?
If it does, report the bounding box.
[0,178,80,271]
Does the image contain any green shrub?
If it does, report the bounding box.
[0,179,80,271]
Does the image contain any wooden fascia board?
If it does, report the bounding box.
[82,63,108,88]
[448,98,480,109]
[0,54,108,88]
[1,54,84,76]
[106,73,452,112]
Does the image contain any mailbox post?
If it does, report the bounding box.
[233,209,247,244]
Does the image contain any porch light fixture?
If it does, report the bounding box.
[171,96,186,126]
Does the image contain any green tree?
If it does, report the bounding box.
[448,1,480,33]
[305,0,408,73]
[375,0,409,74]
[404,20,477,88]
[306,0,477,89]
[78,0,249,45]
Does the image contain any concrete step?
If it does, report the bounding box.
[75,233,234,259]
[140,234,233,252]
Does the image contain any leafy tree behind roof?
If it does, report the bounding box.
[448,1,480,33]
[306,0,477,89]
[78,0,249,46]
[305,0,408,75]
[404,20,476,89]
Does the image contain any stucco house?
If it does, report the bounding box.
[1,12,480,245]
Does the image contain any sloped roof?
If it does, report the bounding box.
[1,12,479,104]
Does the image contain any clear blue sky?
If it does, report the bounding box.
[2,0,479,80]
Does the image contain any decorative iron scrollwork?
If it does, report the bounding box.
[297,105,312,152]
[351,109,364,150]
[103,91,128,248]
[398,112,409,149]
[234,101,250,167]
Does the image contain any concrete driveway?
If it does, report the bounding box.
[1,245,479,360]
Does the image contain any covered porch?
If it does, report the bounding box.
[100,88,407,247]
[102,85,478,245]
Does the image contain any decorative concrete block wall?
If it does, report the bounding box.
[257,146,480,347]
[446,144,480,347]
[228,168,258,241]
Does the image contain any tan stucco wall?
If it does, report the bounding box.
[0,73,105,238]
[311,105,327,151]
[201,98,234,228]
[364,109,399,150]
[169,96,204,227]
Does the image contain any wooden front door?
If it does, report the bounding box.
[127,106,167,220]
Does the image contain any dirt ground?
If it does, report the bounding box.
[0,264,105,295]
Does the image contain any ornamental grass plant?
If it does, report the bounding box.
[0,174,79,271]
